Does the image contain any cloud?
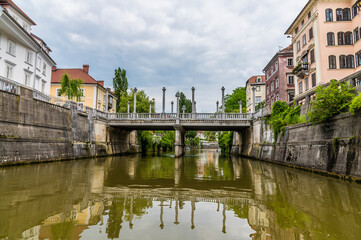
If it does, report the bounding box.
[20,0,308,112]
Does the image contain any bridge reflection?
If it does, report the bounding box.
[1,151,361,240]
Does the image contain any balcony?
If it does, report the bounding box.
[292,63,309,78]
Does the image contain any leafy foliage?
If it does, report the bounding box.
[58,73,83,101]
[349,93,361,115]
[255,101,265,111]
[308,80,355,124]
[203,131,217,141]
[118,88,155,113]
[224,87,246,113]
[218,131,233,154]
[113,68,128,112]
[179,92,192,113]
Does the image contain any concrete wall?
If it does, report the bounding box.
[0,87,135,166]
[241,113,361,180]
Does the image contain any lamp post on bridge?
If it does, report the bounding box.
[133,88,137,118]
[191,87,195,119]
[162,87,166,118]
[175,91,180,120]
[216,101,219,113]
[171,101,174,114]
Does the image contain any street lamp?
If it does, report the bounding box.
[175,91,180,119]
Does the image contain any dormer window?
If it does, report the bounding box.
[257,77,261,83]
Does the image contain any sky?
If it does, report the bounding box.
[17,0,308,112]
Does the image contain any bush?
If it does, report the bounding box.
[350,94,361,115]
[308,80,355,124]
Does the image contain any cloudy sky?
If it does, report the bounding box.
[18,0,308,112]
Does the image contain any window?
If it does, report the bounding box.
[256,96,261,104]
[56,89,61,97]
[297,41,300,52]
[310,49,315,63]
[308,11,311,19]
[5,64,13,79]
[327,32,335,45]
[41,81,45,93]
[336,8,343,21]
[7,39,16,55]
[42,63,47,75]
[271,81,274,92]
[299,81,303,94]
[25,50,33,64]
[24,72,31,86]
[345,32,353,45]
[287,58,293,66]
[340,55,355,69]
[338,32,344,45]
[329,55,337,69]
[80,89,84,97]
[295,27,299,34]
[352,6,358,18]
[37,56,41,70]
[356,50,361,67]
[309,27,313,40]
[326,9,333,22]
[305,78,309,91]
[354,28,360,43]
[257,77,261,83]
[276,93,279,101]
[288,75,294,84]
[276,77,279,89]
[343,8,351,21]
[266,85,269,95]
[312,73,316,87]
[302,34,307,46]
[98,91,101,100]
[275,62,278,72]
[301,20,304,27]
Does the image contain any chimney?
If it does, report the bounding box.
[98,80,104,87]
[83,64,89,74]
[52,66,57,71]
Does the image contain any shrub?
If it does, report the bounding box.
[350,94,361,115]
[308,80,355,124]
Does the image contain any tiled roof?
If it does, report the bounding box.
[0,0,36,25]
[52,68,100,85]
[246,75,266,85]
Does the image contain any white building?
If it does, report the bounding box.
[0,0,55,100]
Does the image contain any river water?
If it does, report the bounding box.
[1,150,361,240]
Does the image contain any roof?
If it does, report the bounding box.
[285,0,313,35]
[0,0,36,25]
[31,33,52,52]
[263,44,293,72]
[245,75,266,86]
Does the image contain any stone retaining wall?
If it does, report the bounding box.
[0,87,136,166]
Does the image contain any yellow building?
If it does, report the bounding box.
[50,65,117,113]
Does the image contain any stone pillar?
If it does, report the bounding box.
[174,126,185,157]
[239,100,242,113]
[127,101,130,114]
[182,105,186,119]
[171,101,174,114]
[221,86,225,119]
[252,87,256,113]
[175,91,180,120]
[194,101,196,114]
[162,87,166,117]
[191,87,195,119]
[149,100,152,118]
[133,88,137,118]
[216,101,219,113]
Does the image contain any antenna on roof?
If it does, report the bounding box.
[278,46,283,51]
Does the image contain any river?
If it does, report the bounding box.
[1,149,361,239]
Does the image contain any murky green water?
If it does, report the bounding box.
[1,150,361,240]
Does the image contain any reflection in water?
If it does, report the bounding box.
[1,149,361,239]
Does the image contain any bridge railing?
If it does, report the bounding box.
[108,112,252,120]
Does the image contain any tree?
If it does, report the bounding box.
[118,88,155,113]
[113,68,128,112]
[179,92,192,113]
[308,80,355,124]
[58,73,83,101]
[224,87,246,113]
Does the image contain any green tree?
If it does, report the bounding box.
[224,87,246,113]
[308,80,355,124]
[350,93,361,115]
[113,68,128,112]
[58,73,83,101]
[179,92,192,113]
[218,131,233,154]
[118,88,155,113]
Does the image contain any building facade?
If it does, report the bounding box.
[0,0,55,99]
[245,75,266,113]
[285,0,361,102]
[263,45,295,108]
[50,65,117,113]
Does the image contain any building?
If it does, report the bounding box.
[0,0,55,100]
[285,0,361,102]
[263,45,295,108]
[50,65,117,113]
[245,75,266,113]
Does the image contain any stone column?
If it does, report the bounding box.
[239,100,242,113]
[174,157,182,186]
[175,91,180,120]
[171,101,174,114]
[133,87,137,118]
[182,105,186,119]
[194,101,196,114]
[216,101,219,112]
[252,87,256,113]
[221,86,225,118]
[149,100,152,118]
[191,87,195,119]
[174,126,185,157]
[127,101,130,114]
[162,87,166,118]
